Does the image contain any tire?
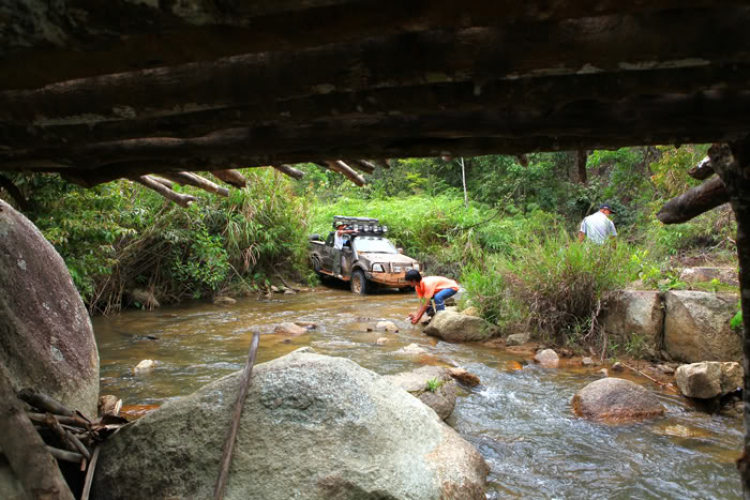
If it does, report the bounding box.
[350,269,369,295]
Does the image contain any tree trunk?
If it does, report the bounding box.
[707,138,750,497]
[656,176,728,224]
[576,149,588,185]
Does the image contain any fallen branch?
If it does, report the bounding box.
[46,446,84,464]
[214,331,261,500]
[80,446,101,500]
[272,266,300,292]
[18,389,75,417]
[0,368,75,500]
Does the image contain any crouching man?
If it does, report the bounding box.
[405,270,460,325]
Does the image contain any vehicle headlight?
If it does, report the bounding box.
[372,263,385,272]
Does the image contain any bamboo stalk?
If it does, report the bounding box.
[80,446,101,500]
[214,331,260,500]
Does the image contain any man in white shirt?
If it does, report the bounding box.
[578,204,617,244]
[333,223,358,276]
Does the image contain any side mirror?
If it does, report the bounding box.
[397,248,404,254]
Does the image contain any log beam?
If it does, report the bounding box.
[656,176,729,224]
[271,164,305,180]
[162,172,230,197]
[688,156,715,180]
[344,160,375,175]
[132,175,197,207]
[211,170,247,188]
[324,161,366,186]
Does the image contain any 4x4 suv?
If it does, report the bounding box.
[308,216,420,294]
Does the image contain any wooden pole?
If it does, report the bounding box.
[324,160,366,186]
[133,175,197,207]
[271,164,305,180]
[211,169,247,188]
[0,367,76,500]
[163,171,230,196]
[214,331,261,500]
[460,157,468,208]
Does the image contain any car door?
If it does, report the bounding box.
[322,232,335,272]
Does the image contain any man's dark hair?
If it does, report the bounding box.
[405,269,422,282]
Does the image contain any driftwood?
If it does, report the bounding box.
[657,176,728,224]
[133,175,197,207]
[0,369,76,500]
[325,160,366,186]
[271,164,305,180]
[211,169,248,188]
[214,331,261,500]
[163,171,230,197]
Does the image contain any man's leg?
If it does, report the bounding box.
[433,288,458,311]
[333,249,342,276]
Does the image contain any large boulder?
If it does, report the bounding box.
[663,291,740,363]
[424,310,498,342]
[674,362,743,399]
[601,291,663,357]
[571,377,664,423]
[92,350,489,500]
[679,267,739,287]
[385,366,457,421]
[0,200,99,416]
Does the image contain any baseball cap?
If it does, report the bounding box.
[600,204,615,213]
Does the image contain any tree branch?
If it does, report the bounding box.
[657,176,729,224]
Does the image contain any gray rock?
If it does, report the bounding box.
[675,362,743,399]
[679,267,739,287]
[273,322,309,336]
[213,296,236,305]
[0,200,99,416]
[572,377,664,422]
[600,290,663,357]
[424,311,498,342]
[663,291,741,362]
[581,357,595,366]
[385,366,457,421]
[375,337,389,346]
[506,332,531,347]
[130,288,160,309]
[534,349,559,368]
[92,352,489,500]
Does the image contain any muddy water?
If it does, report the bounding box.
[93,288,743,499]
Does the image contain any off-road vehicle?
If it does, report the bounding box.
[308,216,420,294]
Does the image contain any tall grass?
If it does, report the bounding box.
[463,231,635,346]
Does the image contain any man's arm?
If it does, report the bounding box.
[409,301,430,324]
[578,231,585,243]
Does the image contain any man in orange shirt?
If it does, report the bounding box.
[405,270,460,324]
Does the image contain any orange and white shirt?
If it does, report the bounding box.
[415,276,459,300]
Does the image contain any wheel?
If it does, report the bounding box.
[312,257,328,283]
[350,269,370,295]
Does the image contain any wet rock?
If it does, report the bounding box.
[92,351,489,499]
[582,357,595,367]
[663,291,740,363]
[506,332,531,347]
[385,366,457,421]
[674,362,743,399]
[611,362,624,372]
[375,320,399,332]
[375,337,389,346]
[534,349,559,368]
[597,368,609,378]
[0,200,99,418]
[572,377,664,422]
[273,322,309,336]
[134,359,156,374]
[424,311,498,342]
[679,267,739,287]
[284,289,297,295]
[656,364,675,375]
[270,285,281,293]
[213,296,236,305]
[448,367,481,387]
[294,322,318,330]
[600,291,663,358]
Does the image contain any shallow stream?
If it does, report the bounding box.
[92,288,743,499]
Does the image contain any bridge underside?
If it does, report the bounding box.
[0,1,749,186]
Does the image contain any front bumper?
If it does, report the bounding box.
[365,271,410,287]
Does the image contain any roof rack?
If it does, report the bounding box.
[333,215,388,235]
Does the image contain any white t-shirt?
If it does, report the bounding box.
[334,231,346,250]
[579,211,617,244]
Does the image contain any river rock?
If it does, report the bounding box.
[674,362,743,399]
[663,291,740,363]
[424,311,498,342]
[134,359,156,374]
[600,290,663,359]
[448,367,481,387]
[213,295,236,305]
[0,200,99,416]
[129,288,160,309]
[461,306,480,317]
[506,332,531,347]
[375,320,399,332]
[385,366,457,421]
[679,267,739,287]
[534,349,559,368]
[274,322,309,336]
[375,337,389,346]
[571,377,664,422]
[91,351,489,499]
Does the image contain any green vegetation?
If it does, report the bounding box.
[0,144,739,358]
[426,378,443,393]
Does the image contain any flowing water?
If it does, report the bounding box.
[93,288,743,499]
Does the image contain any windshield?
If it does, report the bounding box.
[353,237,398,254]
